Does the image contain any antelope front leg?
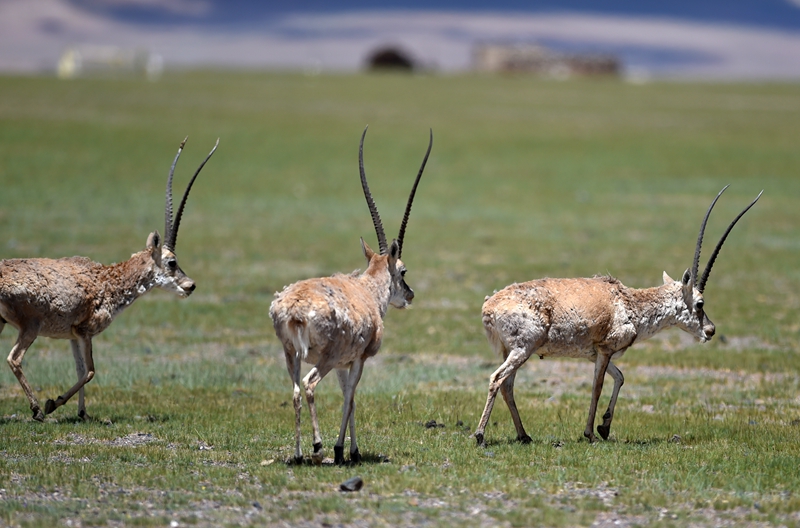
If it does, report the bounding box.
[597,360,624,440]
[335,359,364,465]
[500,370,532,444]
[584,351,611,443]
[6,327,44,421]
[70,340,90,420]
[475,347,532,447]
[45,335,95,415]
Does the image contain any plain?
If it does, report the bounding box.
[0,71,798,527]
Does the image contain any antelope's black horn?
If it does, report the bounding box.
[166,138,218,251]
[698,190,762,293]
[691,185,729,285]
[358,126,388,255]
[397,128,432,259]
[165,137,187,247]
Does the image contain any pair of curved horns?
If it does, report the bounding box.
[359,126,433,258]
[691,185,763,292]
[164,137,219,251]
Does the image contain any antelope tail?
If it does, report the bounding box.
[287,316,311,362]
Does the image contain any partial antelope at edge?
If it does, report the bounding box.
[475,186,762,446]
[1,138,217,421]
[270,126,432,465]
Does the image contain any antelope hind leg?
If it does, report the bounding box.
[284,347,304,464]
[6,326,44,421]
[475,346,533,447]
[45,335,95,415]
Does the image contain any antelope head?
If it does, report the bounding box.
[668,186,762,342]
[150,137,218,297]
[358,126,432,309]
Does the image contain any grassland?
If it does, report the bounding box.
[0,71,798,527]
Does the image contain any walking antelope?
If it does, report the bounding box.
[475,186,762,446]
[270,127,432,465]
[1,138,217,421]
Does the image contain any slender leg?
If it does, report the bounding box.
[302,363,334,462]
[597,360,624,440]
[348,397,358,462]
[475,347,534,447]
[45,335,95,415]
[584,351,611,443]
[6,326,43,421]
[70,340,90,420]
[284,346,304,463]
[500,370,531,444]
[335,359,364,464]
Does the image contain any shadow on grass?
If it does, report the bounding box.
[476,437,539,448]
[287,451,392,467]
[621,437,671,447]
[0,413,133,426]
[477,435,672,448]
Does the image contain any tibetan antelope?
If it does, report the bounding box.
[475,186,762,446]
[270,127,432,465]
[1,138,217,421]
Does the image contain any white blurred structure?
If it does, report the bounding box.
[57,45,163,80]
[473,43,620,78]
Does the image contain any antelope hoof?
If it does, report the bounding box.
[597,424,611,440]
[310,442,324,465]
[475,432,485,448]
[583,431,598,444]
[78,409,91,421]
[292,455,304,465]
[32,408,45,422]
[334,445,345,466]
[518,434,533,444]
[44,398,58,415]
[350,449,361,464]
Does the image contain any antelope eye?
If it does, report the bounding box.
[167,259,177,269]
[695,300,704,310]
[400,269,407,277]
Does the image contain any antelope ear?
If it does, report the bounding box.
[662,271,674,284]
[147,230,161,250]
[681,268,692,286]
[361,238,375,262]
[388,239,400,262]
[147,231,162,265]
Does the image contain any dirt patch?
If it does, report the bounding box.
[53,432,157,447]
[386,352,799,399]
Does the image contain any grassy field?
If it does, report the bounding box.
[0,71,798,527]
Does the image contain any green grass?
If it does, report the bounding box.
[0,71,799,527]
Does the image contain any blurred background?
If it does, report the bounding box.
[3,0,800,81]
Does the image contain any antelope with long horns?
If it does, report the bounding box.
[475,186,762,446]
[270,127,432,465]
[1,138,217,421]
